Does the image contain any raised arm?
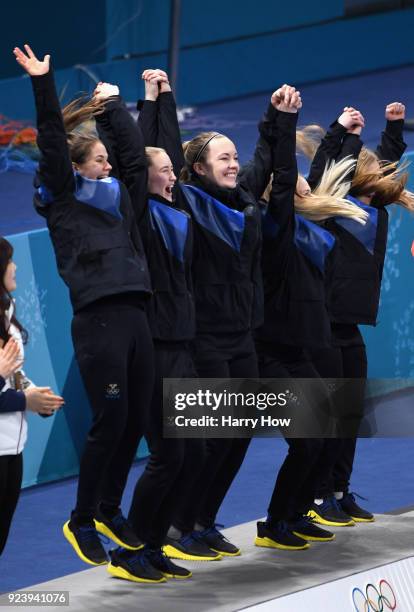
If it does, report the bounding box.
[13,44,74,201]
[94,83,147,192]
[307,107,364,189]
[137,70,161,147]
[266,87,300,229]
[238,98,279,201]
[238,86,297,201]
[139,69,185,178]
[376,102,407,163]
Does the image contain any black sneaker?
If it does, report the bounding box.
[163,533,222,561]
[63,520,108,566]
[289,516,335,542]
[107,547,166,583]
[145,548,192,579]
[94,511,142,550]
[339,493,375,523]
[308,496,355,527]
[197,525,241,556]
[255,521,309,550]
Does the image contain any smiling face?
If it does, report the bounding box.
[194,136,239,188]
[3,259,17,293]
[147,149,176,201]
[74,141,112,180]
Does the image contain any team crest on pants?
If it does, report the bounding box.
[105,383,120,399]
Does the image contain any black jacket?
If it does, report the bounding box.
[97,94,195,341]
[32,70,151,313]
[137,93,273,336]
[139,95,274,336]
[256,110,335,349]
[307,118,406,325]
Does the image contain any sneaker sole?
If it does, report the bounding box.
[94,520,143,550]
[162,571,193,580]
[162,544,222,561]
[254,536,310,551]
[210,547,241,557]
[349,515,375,523]
[63,521,108,566]
[307,510,355,527]
[292,531,335,542]
[107,562,166,583]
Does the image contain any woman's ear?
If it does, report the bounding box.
[193,162,206,176]
[72,162,78,172]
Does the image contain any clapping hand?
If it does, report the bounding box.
[0,338,23,379]
[24,386,64,417]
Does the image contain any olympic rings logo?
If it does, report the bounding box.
[352,579,397,611]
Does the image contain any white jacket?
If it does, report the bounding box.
[0,302,34,456]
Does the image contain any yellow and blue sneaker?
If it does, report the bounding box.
[289,515,335,542]
[255,520,310,550]
[63,520,108,566]
[107,547,166,584]
[339,493,375,523]
[196,525,241,556]
[163,533,222,561]
[94,510,142,550]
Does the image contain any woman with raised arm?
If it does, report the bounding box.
[91,74,206,582]
[302,102,412,526]
[13,44,155,570]
[0,237,64,556]
[149,81,285,561]
[253,89,368,551]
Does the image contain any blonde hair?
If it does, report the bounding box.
[351,147,414,211]
[262,157,368,224]
[180,131,226,182]
[297,157,367,223]
[145,146,166,166]
[296,124,325,159]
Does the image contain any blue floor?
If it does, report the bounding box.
[1,435,414,594]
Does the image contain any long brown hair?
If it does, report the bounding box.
[0,238,27,345]
[62,95,107,134]
[350,147,414,211]
[62,95,109,165]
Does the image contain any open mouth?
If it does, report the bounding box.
[165,184,175,197]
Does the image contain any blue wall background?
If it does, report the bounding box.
[0,2,106,80]
[2,3,414,117]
